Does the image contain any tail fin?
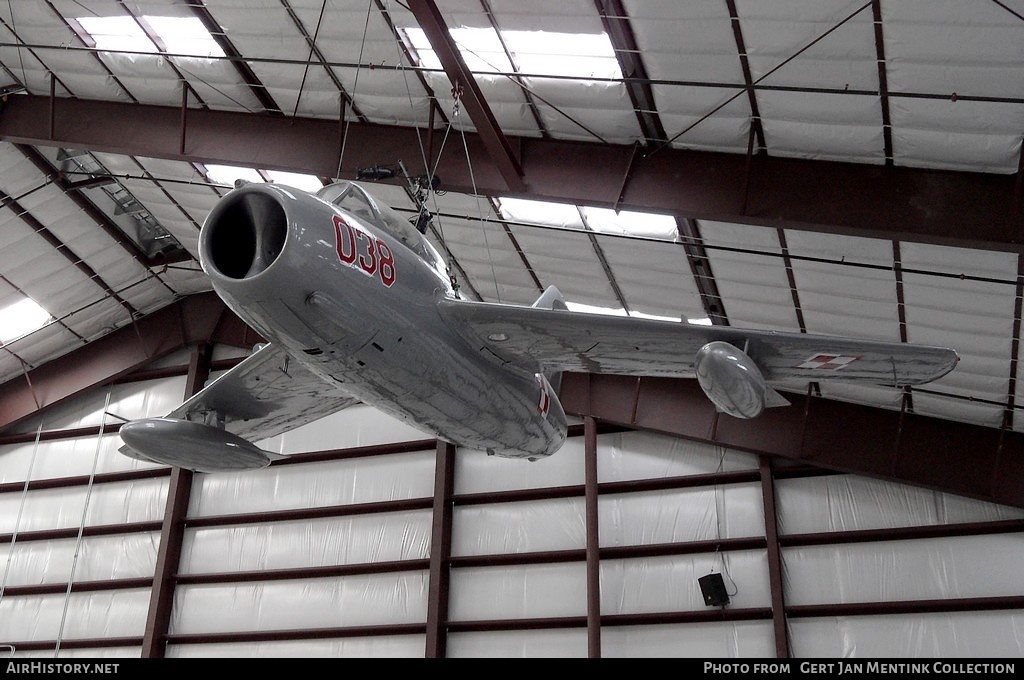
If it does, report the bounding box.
[532,285,566,393]
[533,285,568,311]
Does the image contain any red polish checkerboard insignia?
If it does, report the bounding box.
[797,354,860,370]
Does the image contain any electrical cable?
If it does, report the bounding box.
[53,389,111,657]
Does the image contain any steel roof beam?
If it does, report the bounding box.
[595,0,666,145]
[558,372,1024,509]
[406,0,525,192]
[0,189,140,319]
[0,94,1021,252]
[186,0,282,114]
[0,292,259,434]
[15,144,188,269]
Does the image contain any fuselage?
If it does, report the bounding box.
[199,181,567,459]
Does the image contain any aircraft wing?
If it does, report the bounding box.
[161,342,359,444]
[440,298,959,386]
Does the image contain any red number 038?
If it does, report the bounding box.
[333,215,396,287]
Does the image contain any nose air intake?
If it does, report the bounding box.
[203,190,287,280]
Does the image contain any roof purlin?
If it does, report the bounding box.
[187,0,282,115]
[0,94,1021,253]
[0,189,140,319]
[595,0,666,146]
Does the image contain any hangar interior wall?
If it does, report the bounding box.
[1,345,1023,658]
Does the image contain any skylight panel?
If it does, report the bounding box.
[145,17,225,58]
[266,171,324,192]
[0,297,51,344]
[502,31,621,79]
[581,206,678,241]
[204,164,263,186]
[406,26,512,73]
[404,27,620,79]
[631,310,684,322]
[201,166,322,191]
[564,302,679,321]
[76,15,223,58]
[498,197,677,240]
[565,301,627,316]
[497,197,582,229]
[77,16,156,54]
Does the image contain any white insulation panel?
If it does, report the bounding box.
[452,497,585,556]
[0,590,151,642]
[882,0,1024,173]
[790,610,1024,657]
[0,532,159,587]
[448,629,587,658]
[508,225,618,308]
[598,430,760,483]
[188,450,435,517]
[777,474,1024,535]
[455,435,584,494]
[600,484,765,546]
[180,511,432,574]
[784,534,1024,606]
[169,573,429,634]
[166,636,426,658]
[602,621,776,658]
[596,235,707,321]
[601,551,771,614]
[256,403,434,454]
[12,375,188,434]
[699,221,800,332]
[449,563,586,621]
[0,477,167,534]
[0,434,163,485]
[12,648,141,659]
[436,216,540,305]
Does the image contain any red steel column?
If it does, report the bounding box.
[140,343,211,657]
[425,440,456,657]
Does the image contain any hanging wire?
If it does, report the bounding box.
[649,0,872,156]
[382,0,492,298]
[0,418,46,606]
[706,408,739,602]
[384,10,463,294]
[292,0,330,119]
[712,442,739,600]
[455,102,501,302]
[337,0,375,178]
[54,389,111,657]
[387,0,433,181]
[5,0,27,91]
[428,101,462,295]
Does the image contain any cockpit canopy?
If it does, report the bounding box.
[316,181,447,276]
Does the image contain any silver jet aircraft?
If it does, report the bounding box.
[119,180,959,472]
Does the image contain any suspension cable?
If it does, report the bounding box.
[455,103,501,302]
[0,418,45,605]
[54,389,111,657]
[337,0,375,178]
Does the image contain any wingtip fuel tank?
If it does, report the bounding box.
[119,417,276,473]
[694,341,790,418]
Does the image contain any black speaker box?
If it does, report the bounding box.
[698,572,729,607]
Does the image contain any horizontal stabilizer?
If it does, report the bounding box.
[765,386,791,409]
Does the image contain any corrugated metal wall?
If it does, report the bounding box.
[1,343,1023,658]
